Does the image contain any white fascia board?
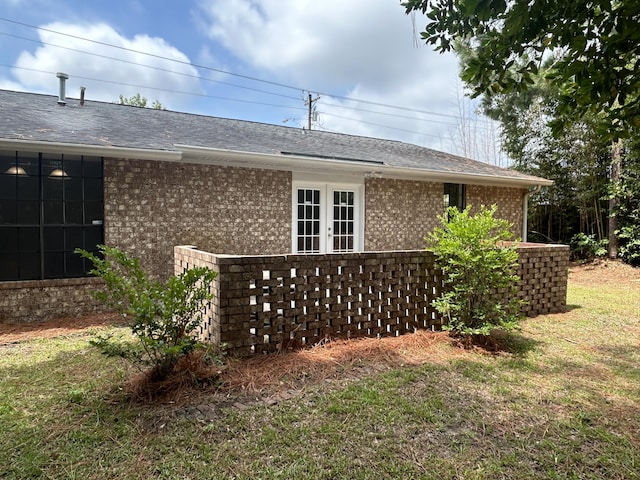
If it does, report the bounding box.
[0,139,181,162]
[176,144,553,188]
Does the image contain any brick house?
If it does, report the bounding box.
[0,87,554,324]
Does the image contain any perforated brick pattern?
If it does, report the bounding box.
[176,244,569,356]
[176,247,443,355]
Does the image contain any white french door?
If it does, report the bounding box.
[293,183,362,254]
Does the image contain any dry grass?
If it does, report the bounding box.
[2,260,639,479]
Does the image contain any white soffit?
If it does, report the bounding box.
[175,144,553,188]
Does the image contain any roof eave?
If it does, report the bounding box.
[0,138,182,162]
[0,138,552,188]
[175,144,553,188]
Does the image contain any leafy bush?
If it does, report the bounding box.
[617,224,640,266]
[426,205,522,342]
[76,245,218,381]
[569,233,608,261]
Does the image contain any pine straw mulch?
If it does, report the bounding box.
[1,260,637,404]
[0,312,123,345]
[221,329,462,394]
[568,257,640,286]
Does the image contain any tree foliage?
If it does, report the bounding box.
[480,73,611,243]
[611,143,640,265]
[118,93,164,110]
[403,0,640,138]
[404,1,640,263]
[426,205,522,342]
[76,245,217,380]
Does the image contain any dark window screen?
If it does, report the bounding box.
[444,183,466,211]
[0,151,103,280]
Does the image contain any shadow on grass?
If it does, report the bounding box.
[593,344,640,385]
[497,331,543,355]
[459,330,543,356]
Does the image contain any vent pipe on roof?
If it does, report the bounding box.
[56,72,69,106]
[80,86,86,106]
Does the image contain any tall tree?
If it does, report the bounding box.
[404,0,640,259]
[482,78,610,243]
[402,0,640,138]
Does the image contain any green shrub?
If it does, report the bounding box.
[426,205,522,341]
[76,245,218,381]
[569,232,608,261]
[617,224,640,266]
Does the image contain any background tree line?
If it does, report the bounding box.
[404,0,640,265]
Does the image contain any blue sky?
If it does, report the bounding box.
[0,0,502,161]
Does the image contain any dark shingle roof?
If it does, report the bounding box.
[0,89,549,185]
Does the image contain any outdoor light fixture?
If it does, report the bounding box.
[4,165,28,175]
[48,167,70,179]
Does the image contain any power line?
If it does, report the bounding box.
[0,31,303,102]
[0,17,304,93]
[0,30,494,131]
[1,27,496,131]
[0,16,493,125]
[0,63,308,112]
[322,111,454,141]
[0,16,503,148]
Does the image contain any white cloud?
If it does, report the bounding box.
[196,0,468,150]
[6,22,203,109]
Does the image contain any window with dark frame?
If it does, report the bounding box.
[0,150,104,281]
[444,183,466,211]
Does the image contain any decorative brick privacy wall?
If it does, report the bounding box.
[104,158,292,281]
[175,246,444,356]
[176,244,569,356]
[0,278,106,324]
[516,244,570,316]
[467,185,526,238]
[174,246,221,347]
[364,178,443,251]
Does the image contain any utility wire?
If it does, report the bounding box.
[0,63,309,112]
[0,29,490,130]
[0,31,303,102]
[0,31,490,131]
[0,16,493,125]
[323,111,454,141]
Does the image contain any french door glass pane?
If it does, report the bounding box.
[296,188,321,253]
[332,190,355,253]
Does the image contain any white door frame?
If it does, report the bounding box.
[291,178,364,254]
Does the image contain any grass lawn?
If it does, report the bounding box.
[1,263,639,479]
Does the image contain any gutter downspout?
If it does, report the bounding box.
[522,185,543,242]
